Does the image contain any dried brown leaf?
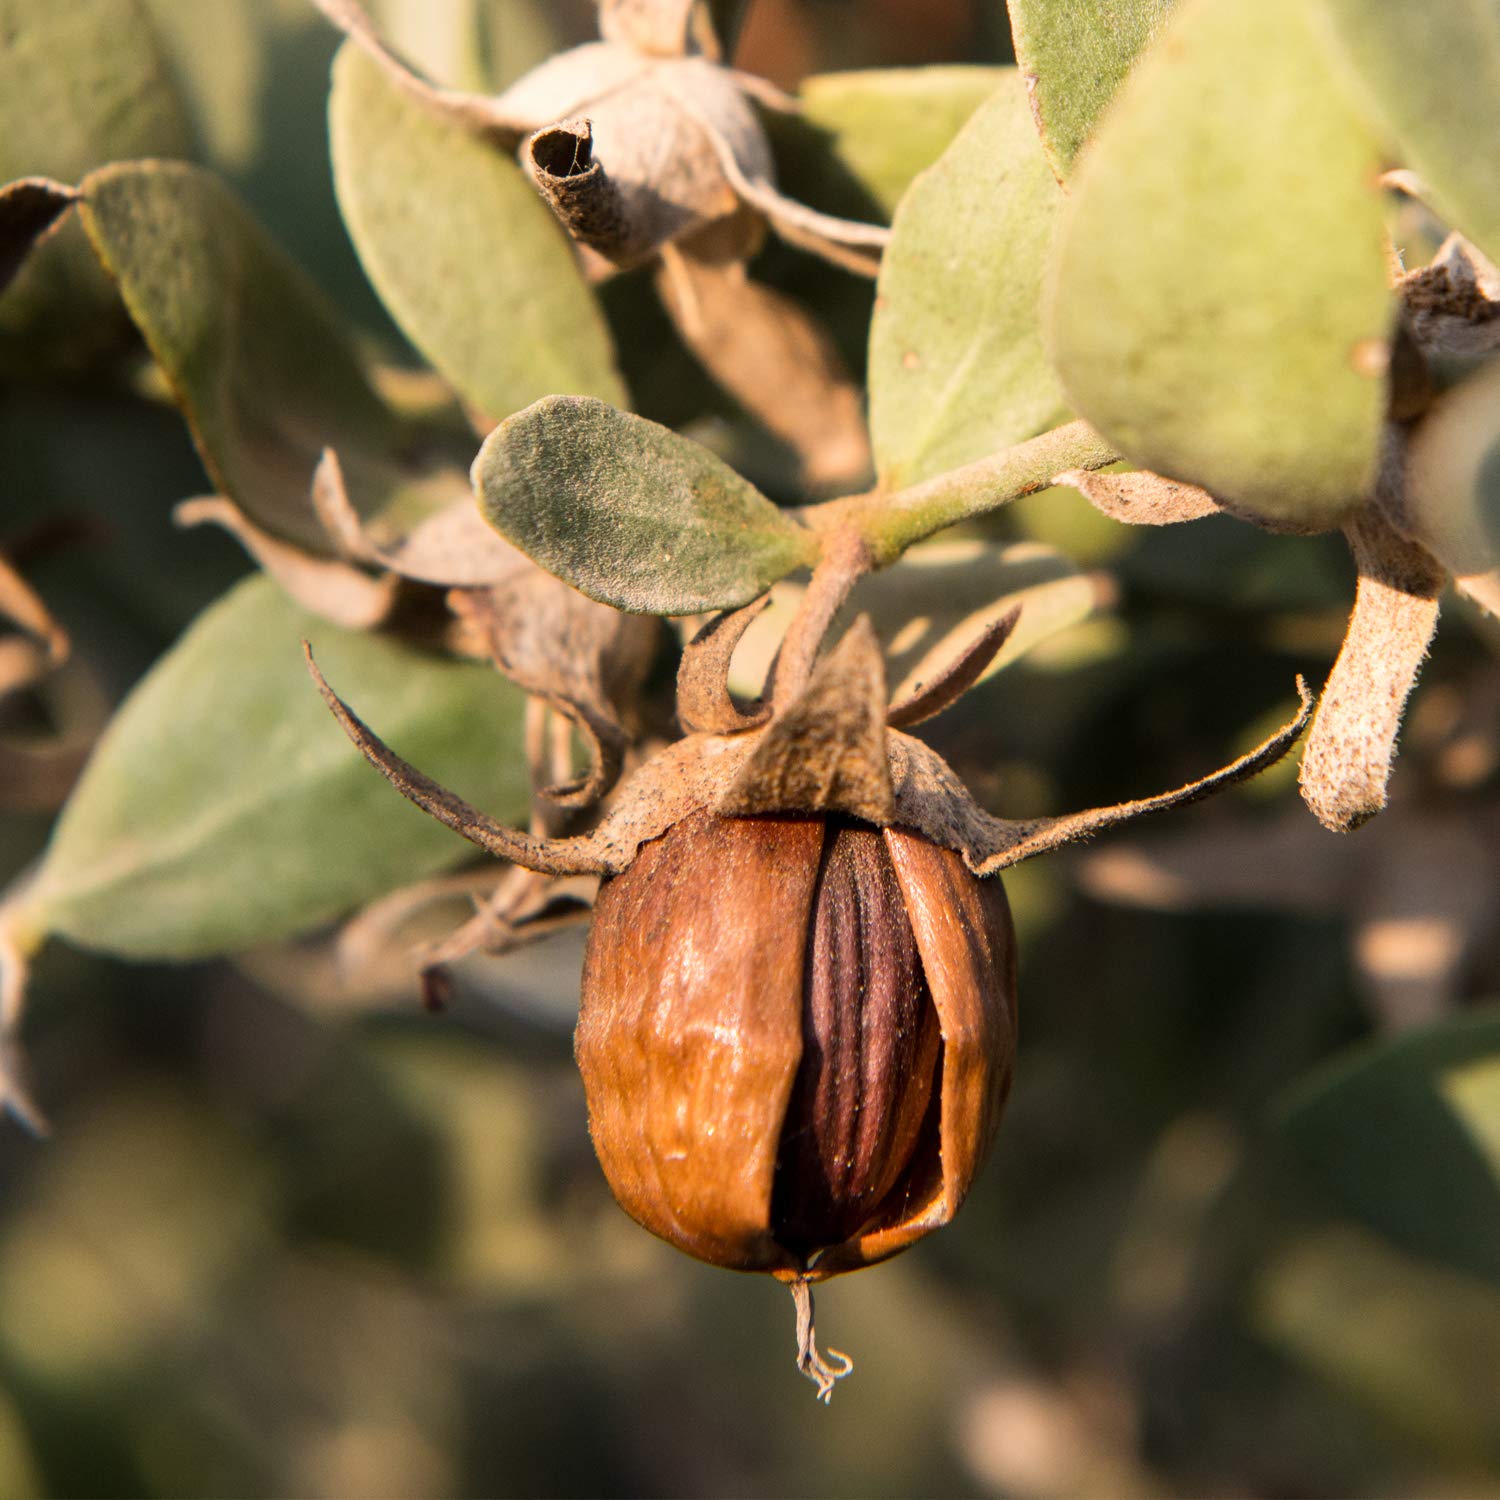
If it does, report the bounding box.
[1053,468,1226,526]
[717,615,896,823]
[886,609,1020,730]
[175,496,401,630]
[312,448,526,588]
[655,241,872,492]
[677,595,773,734]
[1299,510,1445,832]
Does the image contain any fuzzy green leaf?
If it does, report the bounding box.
[868,72,1067,492]
[1007,0,1172,177]
[0,0,194,375]
[1275,1008,1500,1290]
[769,67,1007,223]
[475,396,818,614]
[1315,0,1500,264]
[76,159,446,551]
[1047,0,1392,532]
[329,41,624,425]
[20,576,529,961]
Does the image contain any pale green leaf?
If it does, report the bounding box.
[868,72,1068,491]
[474,396,818,614]
[1047,0,1392,532]
[1274,1007,1500,1289]
[21,575,529,960]
[1316,0,1500,264]
[329,41,624,425]
[1007,0,1172,177]
[769,67,1008,222]
[76,159,449,552]
[0,0,194,375]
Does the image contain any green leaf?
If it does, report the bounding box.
[1007,0,1172,177]
[768,67,1008,223]
[329,41,624,425]
[868,72,1068,491]
[1274,1007,1500,1290]
[76,159,442,552]
[1315,0,1500,264]
[1046,0,1392,532]
[0,0,194,375]
[474,396,819,614]
[19,575,529,961]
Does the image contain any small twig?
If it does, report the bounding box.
[766,530,872,713]
[810,421,1119,565]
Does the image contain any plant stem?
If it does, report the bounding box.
[831,420,1119,565]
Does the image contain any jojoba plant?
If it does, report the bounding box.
[0,0,1498,1438]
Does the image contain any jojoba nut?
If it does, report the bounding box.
[574,807,1018,1280]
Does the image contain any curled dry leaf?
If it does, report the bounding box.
[1299,508,1445,833]
[655,230,872,492]
[1053,467,1227,526]
[175,496,402,631]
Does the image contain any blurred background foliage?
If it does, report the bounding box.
[2,0,1499,1495]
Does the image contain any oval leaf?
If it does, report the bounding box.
[868,72,1068,491]
[1047,0,1392,532]
[474,395,818,614]
[0,0,194,375]
[1316,0,1500,264]
[76,159,428,551]
[19,575,530,961]
[329,41,624,425]
[1007,0,1172,177]
[768,66,1008,223]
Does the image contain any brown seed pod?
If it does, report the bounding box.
[576,809,1017,1281]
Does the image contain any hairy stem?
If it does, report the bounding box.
[817,421,1119,565]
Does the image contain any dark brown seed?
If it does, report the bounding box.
[772,819,943,1255]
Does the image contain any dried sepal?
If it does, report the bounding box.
[0,176,79,296]
[1053,468,1226,526]
[175,496,402,630]
[1299,509,1445,832]
[677,595,773,734]
[718,616,896,824]
[307,642,760,874]
[884,680,1315,876]
[309,0,531,142]
[886,609,1020,730]
[1399,233,1500,355]
[655,238,872,491]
